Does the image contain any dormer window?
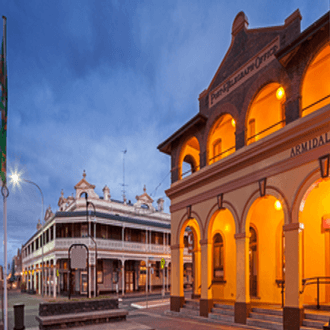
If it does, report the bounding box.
[141,204,149,210]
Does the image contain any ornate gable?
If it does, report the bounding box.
[205,10,301,110]
[74,170,99,200]
[134,185,155,211]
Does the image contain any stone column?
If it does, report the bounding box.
[200,239,212,317]
[170,244,184,312]
[53,259,56,298]
[121,260,125,296]
[283,223,304,330]
[146,257,148,294]
[234,233,250,324]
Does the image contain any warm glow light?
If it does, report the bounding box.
[274,200,282,210]
[225,224,230,232]
[276,87,285,100]
[231,119,236,127]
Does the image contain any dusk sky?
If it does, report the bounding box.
[0,0,328,267]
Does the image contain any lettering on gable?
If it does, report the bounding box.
[209,37,280,108]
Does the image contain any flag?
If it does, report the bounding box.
[0,16,7,185]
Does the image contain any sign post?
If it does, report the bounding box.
[68,244,89,300]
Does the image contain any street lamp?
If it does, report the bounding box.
[81,193,98,298]
[9,173,45,297]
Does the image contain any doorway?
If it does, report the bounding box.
[249,226,258,297]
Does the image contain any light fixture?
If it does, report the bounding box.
[217,193,224,210]
[258,178,267,197]
[187,205,192,219]
[319,154,330,178]
[274,200,282,210]
[231,119,236,127]
[276,87,285,100]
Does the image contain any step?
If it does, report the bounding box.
[247,318,283,330]
[249,312,282,323]
[208,312,234,323]
[179,307,199,316]
[211,307,234,316]
[182,303,199,310]
[184,300,199,308]
[302,319,325,329]
[304,312,330,322]
[213,303,234,310]
[252,307,283,316]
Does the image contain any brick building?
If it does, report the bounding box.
[159,9,330,330]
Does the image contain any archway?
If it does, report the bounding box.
[245,195,284,303]
[298,177,330,304]
[207,114,236,165]
[179,137,200,179]
[246,83,286,145]
[179,218,202,299]
[301,43,330,117]
[207,208,236,302]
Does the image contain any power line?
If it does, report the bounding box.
[150,170,171,197]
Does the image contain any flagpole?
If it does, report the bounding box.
[2,15,8,330]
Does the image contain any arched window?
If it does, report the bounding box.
[249,226,258,297]
[213,233,224,279]
[302,44,330,116]
[179,137,200,179]
[208,114,236,165]
[246,83,286,145]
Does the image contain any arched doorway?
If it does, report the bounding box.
[207,208,236,302]
[245,195,284,303]
[298,177,330,304]
[179,218,201,300]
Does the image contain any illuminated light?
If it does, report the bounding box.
[231,119,236,127]
[276,87,285,100]
[274,200,282,210]
[225,225,230,232]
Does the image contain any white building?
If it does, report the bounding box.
[21,171,192,297]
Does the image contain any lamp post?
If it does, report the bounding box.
[9,174,44,297]
[81,193,97,298]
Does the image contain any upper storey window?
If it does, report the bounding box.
[179,137,200,179]
[208,114,236,165]
[246,83,286,146]
[302,44,330,117]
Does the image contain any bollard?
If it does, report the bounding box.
[13,304,25,330]
[323,319,330,330]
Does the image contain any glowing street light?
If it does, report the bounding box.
[9,172,45,297]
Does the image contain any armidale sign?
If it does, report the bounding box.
[209,37,280,108]
[290,131,330,157]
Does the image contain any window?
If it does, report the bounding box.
[213,233,224,279]
[249,119,255,143]
[50,226,54,240]
[97,260,103,284]
[155,261,160,277]
[81,224,88,237]
[213,139,222,162]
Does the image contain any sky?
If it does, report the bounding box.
[0,0,328,269]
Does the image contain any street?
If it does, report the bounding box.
[1,290,254,330]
